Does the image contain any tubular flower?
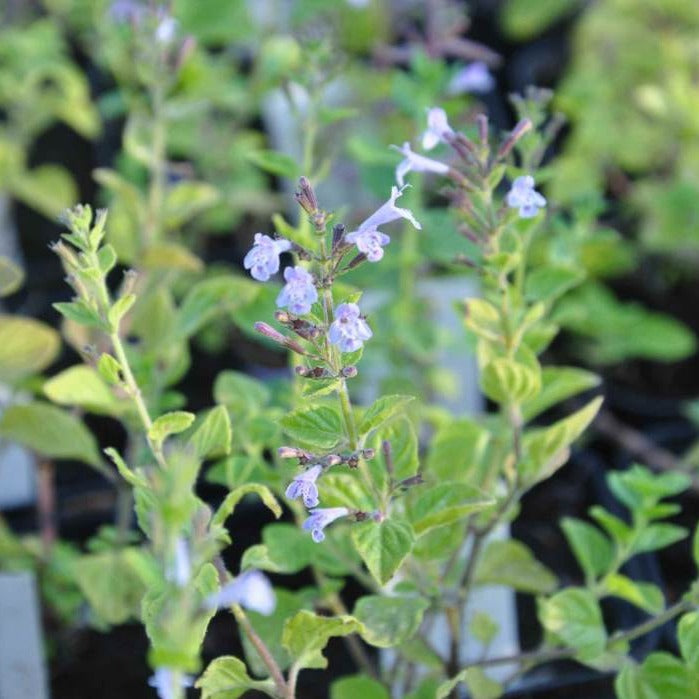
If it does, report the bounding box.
[448,62,495,95]
[205,570,276,616]
[328,303,372,353]
[285,464,323,508]
[244,233,292,281]
[276,265,318,315]
[302,507,350,543]
[506,175,546,218]
[421,107,454,150]
[392,142,450,188]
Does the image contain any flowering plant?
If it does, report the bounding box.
[17,93,695,699]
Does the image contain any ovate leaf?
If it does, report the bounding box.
[0,402,101,466]
[351,518,414,585]
[282,611,363,670]
[196,656,276,699]
[280,406,343,451]
[0,315,60,383]
[354,594,429,648]
[475,539,557,594]
[538,588,607,661]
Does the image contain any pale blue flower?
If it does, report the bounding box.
[276,265,318,315]
[506,176,546,218]
[352,185,421,236]
[205,570,276,615]
[244,233,292,281]
[392,142,450,187]
[285,464,322,508]
[345,228,391,262]
[166,537,190,588]
[422,107,454,150]
[303,507,350,543]
[148,668,193,699]
[329,303,372,353]
[448,62,495,95]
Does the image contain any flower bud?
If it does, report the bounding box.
[496,118,533,161]
[341,366,358,378]
[278,446,309,459]
[295,176,318,216]
[477,113,489,145]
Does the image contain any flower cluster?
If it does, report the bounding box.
[243,178,422,541]
[390,106,546,220]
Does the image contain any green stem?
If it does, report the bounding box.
[110,330,168,469]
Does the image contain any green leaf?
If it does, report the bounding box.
[0,402,101,466]
[631,523,687,555]
[475,539,557,594]
[107,293,136,330]
[12,164,77,218]
[555,283,696,364]
[282,611,363,670]
[163,181,219,230]
[97,353,122,385]
[409,483,495,536]
[43,365,119,415]
[615,653,692,699]
[331,675,390,699]
[538,588,607,661]
[351,518,414,585]
[0,315,60,383]
[196,656,276,699]
[53,300,105,329]
[560,517,614,581]
[353,595,429,647]
[0,256,23,297]
[525,265,586,303]
[359,395,415,437]
[188,405,232,460]
[522,396,603,484]
[481,356,541,405]
[148,411,196,449]
[470,612,499,646]
[522,367,600,421]
[678,611,699,671]
[608,464,691,509]
[73,549,146,625]
[465,298,503,343]
[377,417,419,481]
[212,484,282,528]
[96,244,117,274]
[141,242,204,272]
[437,667,503,699]
[693,525,699,570]
[213,371,270,419]
[426,418,491,482]
[247,150,299,180]
[604,574,664,615]
[280,406,343,451]
[104,447,147,488]
[175,276,258,340]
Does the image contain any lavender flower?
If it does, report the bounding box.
[448,62,495,95]
[165,537,190,588]
[422,107,454,150]
[244,233,292,282]
[345,228,391,262]
[285,464,322,508]
[276,265,318,315]
[154,13,178,44]
[506,176,546,218]
[205,570,276,615]
[329,303,372,353]
[303,507,350,543]
[109,0,144,23]
[148,668,194,699]
[392,142,450,188]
